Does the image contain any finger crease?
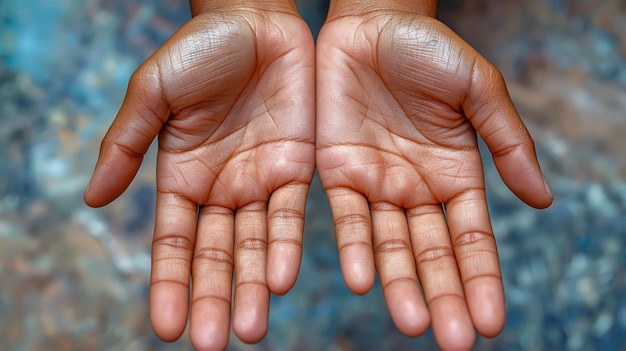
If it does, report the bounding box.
[151,256,191,265]
[235,280,267,289]
[338,240,372,254]
[374,239,412,255]
[427,292,466,307]
[268,238,302,248]
[153,234,194,252]
[415,245,456,264]
[268,208,304,221]
[453,231,495,248]
[151,278,189,289]
[192,294,231,307]
[334,213,371,228]
[381,276,418,292]
[194,247,234,265]
[492,141,525,159]
[462,272,502,286]
[237,238,268,251]
[111,139,145,159]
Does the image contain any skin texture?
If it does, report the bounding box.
[84,3,315,351]
[316,5,553,351]
[85,0,553,350]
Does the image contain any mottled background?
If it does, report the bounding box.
[1,0,625,350]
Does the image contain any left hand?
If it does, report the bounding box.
[84,6,315,350]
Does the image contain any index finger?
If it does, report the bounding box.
[445,187,505,338]
[150,190,197,342]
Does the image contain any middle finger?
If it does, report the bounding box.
[407,203,475,351]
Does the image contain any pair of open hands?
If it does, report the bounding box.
[84,3,553,351]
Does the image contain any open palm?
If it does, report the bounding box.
[316,13,552,350]
[84,9,315,350]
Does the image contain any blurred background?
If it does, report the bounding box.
[1,0,625,350]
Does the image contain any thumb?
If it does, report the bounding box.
[463,57,553,209]
[84,62,169,207]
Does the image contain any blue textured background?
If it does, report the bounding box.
[1,0,625,350]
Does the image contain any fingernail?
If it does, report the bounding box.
[84,176,93,201]
[543,177,553,199]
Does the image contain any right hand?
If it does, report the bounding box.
[316,10,552,351]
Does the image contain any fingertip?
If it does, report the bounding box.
[152,327,184,344]
[534,176,554,209]
[430,297,476,351]
[516,172,554,210]
[267,243,302,296]
[191,330,229,351]
[232,285,270,344]
[338,240,375,295]
[397,314,430,339]
[189,303,231,351]
[82,186,121,208]
[384,280,430,337]
[531,195,554,210]
[477,316,505,339]
[267,260,299,296]
[150,284,189,342]
[232,307,269,344]
[514,174,554,210]
[83,168,111,208]
[82,178,114,208]
[492,147,554,210]
[267,276,292,297]
[83,179,99,208]
[440,330,476,351]
[465,278,506,338]
[233,321,268,345]
[83,156,142,207]
[342,256,375,295]
[150,312,187,343]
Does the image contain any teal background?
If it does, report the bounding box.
[1,0,625,350]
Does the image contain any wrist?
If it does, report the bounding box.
[327,0,437,20]
[190,0,298,17]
